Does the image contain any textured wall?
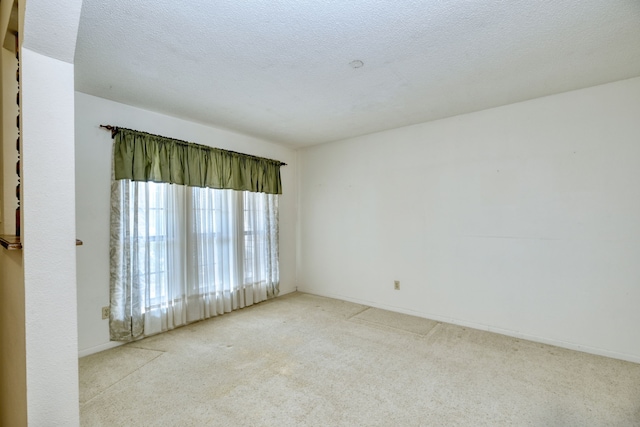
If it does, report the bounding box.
[75,92,298,356]
[298,77,640,363]
[19,1,82,423]
[22,48,79,426]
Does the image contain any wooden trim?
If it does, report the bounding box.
[0,234,21,250]
[0,235,84,250]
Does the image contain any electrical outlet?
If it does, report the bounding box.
[101,306,110,320]
[394,280,400,290]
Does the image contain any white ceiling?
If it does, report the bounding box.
[24,0,83,63]
[75,1,640,147]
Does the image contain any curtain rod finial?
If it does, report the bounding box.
[100,124,118,138]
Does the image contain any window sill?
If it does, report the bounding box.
[0,235,83,250]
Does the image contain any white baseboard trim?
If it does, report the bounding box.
[78,340,125,358]
[298,287,640,365]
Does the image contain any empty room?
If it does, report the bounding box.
[1,0,640,426]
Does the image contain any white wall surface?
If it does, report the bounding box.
[75,92,298,355]
[22,48,80,426]
[298,76,640,363]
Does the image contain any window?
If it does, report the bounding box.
[111,179,279,339]
[108,127,283,342]
[132,181,171,308]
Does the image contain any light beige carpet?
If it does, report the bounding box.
[79,292,640,426]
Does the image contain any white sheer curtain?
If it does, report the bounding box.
[110,179,279,341]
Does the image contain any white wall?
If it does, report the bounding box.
[75,92,298,355]
[22,48,80,426]
[21,0,82,424]
[298,76,640,363]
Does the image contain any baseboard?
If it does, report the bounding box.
[298,287,640,365]
[78,340,125,358]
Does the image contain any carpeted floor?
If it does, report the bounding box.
[79,292,640,426]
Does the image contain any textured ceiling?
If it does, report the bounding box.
[75,0,640,147]
[24,0,83,63]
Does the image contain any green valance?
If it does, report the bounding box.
[113,127,283,195]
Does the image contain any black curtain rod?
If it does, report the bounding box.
[100,124,119,138]
[99,124,287,166]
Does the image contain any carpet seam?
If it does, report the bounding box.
[346,306,371,320]
[125,345,168,353]
[80,352,165,407]
[348,316,439,337]
[423,322,442,341]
